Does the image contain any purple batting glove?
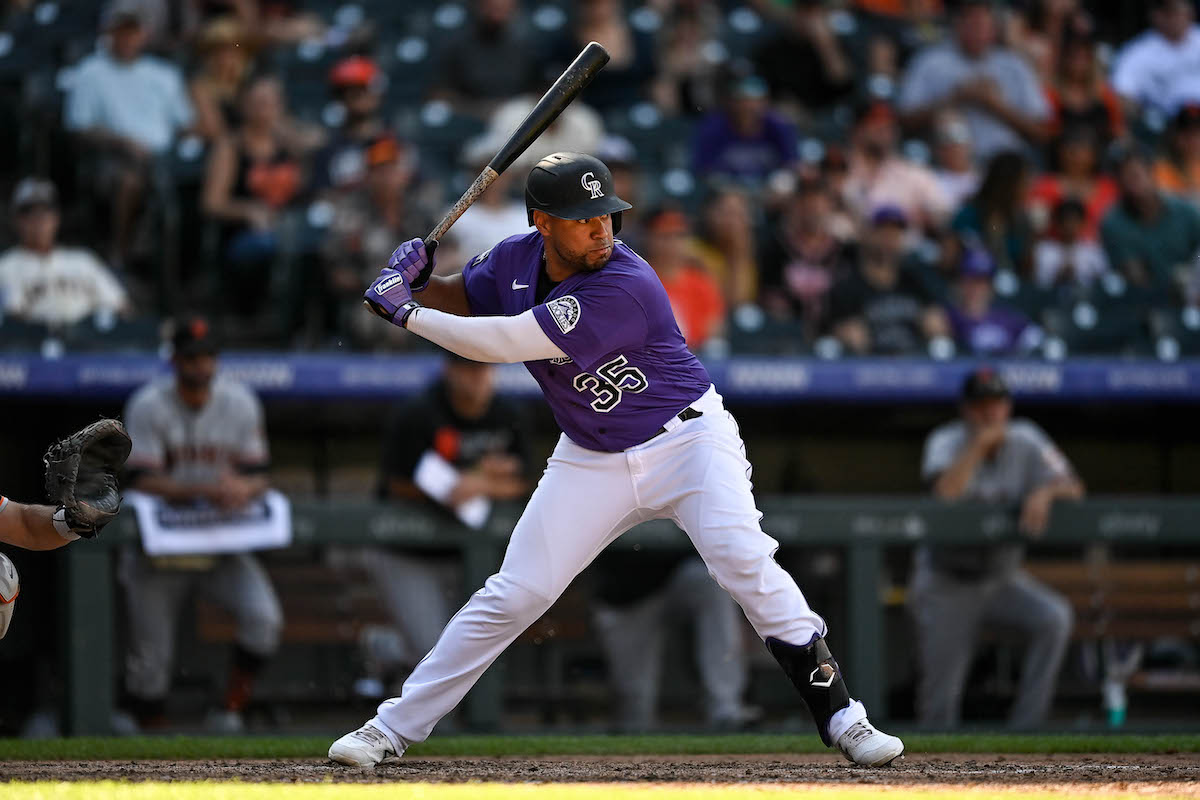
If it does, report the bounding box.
[387,238,435,292]
[364,267,422,327]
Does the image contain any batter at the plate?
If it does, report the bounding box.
[329,152,904,768]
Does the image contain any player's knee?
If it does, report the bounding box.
[481,573,553,625]
[237,605,284,655]
[1039,596,1074,642]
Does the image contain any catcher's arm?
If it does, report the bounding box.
[0,500,75,551]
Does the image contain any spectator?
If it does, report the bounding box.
[450,143,533,261]
[201,75,304,319]
[760,178,855,338]
[188,17,253,142]
[911,367,1081,729]
[841,100,953,234]
[0,179,129,327]
[1028,126,1118,240]
[643,208,726,351]
[430,0,539,117]
[467,95,604,178]
[752,0,853,115]
[691,75,798,186]
[310,56,389,195]
[693,186,759,308]
[120,317,282,732]
[317,135,437,348]
[1005,0,1080,85]
[544,0,658,112]
[952,151,1036,275]
[652,2,723,115]
[896,0,1050,162]
[598,135,646,249]
[1045,18,1125,150]
[945,248,1042,356]
[932,111,981,208]
[64,0,195,267]
[1033,197,1110,289]
[1154,102,1200,205]
[1102,144,1200,298]
[358,354,531,690]
[590,552,755,732]
[827,208,949,355]
[1110,0,1200,117]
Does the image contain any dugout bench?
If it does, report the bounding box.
[62,497,1200,735]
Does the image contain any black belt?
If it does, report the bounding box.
[646,406,703,442]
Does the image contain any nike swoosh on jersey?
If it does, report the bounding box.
[512,280,529,290]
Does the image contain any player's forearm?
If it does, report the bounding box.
[416,275,472,316]
[131,472,215,504]
[0,503,72,551]
[932,446,987,500]
[406,308,567,364]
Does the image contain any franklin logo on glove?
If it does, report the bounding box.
[375,274,406,295]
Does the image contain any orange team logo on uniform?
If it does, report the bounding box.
[434,428,461,463]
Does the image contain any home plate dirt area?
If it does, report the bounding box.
[4,752,1199,787]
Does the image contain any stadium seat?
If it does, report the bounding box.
[0,316,51,352]
[62,315,161,353]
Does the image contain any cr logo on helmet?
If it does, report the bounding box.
[580,171,605,199]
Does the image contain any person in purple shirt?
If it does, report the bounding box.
[691,75,798,185]
[328,153,903,769]
[947,248,1043,356]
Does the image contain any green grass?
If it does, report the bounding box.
[0,733,1198,761]
[4,786,1199,800]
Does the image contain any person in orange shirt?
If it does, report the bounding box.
[1027,125,1118,240]
[1154,103,1200,206]
[643,208,726,351]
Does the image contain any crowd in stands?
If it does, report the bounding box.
[0,0,1199,358]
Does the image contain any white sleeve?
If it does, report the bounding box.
[406,308,568,363]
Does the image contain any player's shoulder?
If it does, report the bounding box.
[926,419,967,447]
[212,375,262,410]
[1007,417,1051,445]
[589,241,660,291]
[467,231,541,271]
[126,375,173,414]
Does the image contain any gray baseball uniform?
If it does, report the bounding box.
[120,375,282,701]
[910,418,1075,728]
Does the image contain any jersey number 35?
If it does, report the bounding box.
[573,355,649,413]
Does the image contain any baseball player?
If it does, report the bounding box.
[911,367,1081,728]
[330,152,903,767]
[119,317,282,731]
[1,420,131,639]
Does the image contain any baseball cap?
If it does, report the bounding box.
[731,75,768,99]
[959,247,995,279]
[12,178,58,211]
[646,208,690,236]
[102,0,145,29]
[171,316,219,357]
[1175,102,1200,128]
[870,204,908,229]
[329,56,380,89]
[962,366,1010,401]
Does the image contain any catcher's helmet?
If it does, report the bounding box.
[525,152,633,233]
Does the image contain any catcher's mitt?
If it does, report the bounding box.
[43,419,132,539]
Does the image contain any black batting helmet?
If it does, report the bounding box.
[525,152,633,234]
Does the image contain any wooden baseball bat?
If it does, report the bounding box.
[422,41,610,257]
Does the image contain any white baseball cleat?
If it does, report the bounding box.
[328,722,404,767]
[836,719,904,767]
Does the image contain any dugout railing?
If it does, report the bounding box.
[59,497,1200,735]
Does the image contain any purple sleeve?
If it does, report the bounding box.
[766,113,798,166]
[462,246,502,316]
[690,113,724,174]
[532,284,649,372]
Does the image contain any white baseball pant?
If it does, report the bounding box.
[372,386,867,747]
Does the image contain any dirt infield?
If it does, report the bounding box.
[3,753,1199,787]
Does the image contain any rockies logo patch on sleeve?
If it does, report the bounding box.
[547,295,581,334]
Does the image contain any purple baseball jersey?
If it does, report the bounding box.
[463,231,711,452]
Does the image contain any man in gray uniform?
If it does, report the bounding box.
[911,367,1081,728]
[120,317,282,731]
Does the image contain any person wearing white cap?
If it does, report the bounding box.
[0,178,128,327]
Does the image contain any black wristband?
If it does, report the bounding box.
[397,300,422,328]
